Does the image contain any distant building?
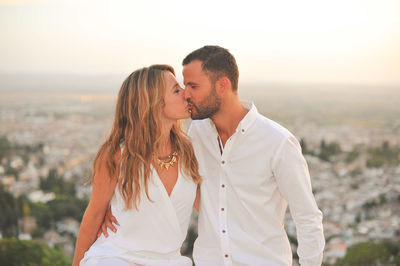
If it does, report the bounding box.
[28,190,55,203]
[18,216,37,234]
[324,242,346,265]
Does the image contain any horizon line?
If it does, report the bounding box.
[0,72,399,89]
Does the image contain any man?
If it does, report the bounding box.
[101,46,325,265]
[182,46,324,266]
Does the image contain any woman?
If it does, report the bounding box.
[72,64,201,266]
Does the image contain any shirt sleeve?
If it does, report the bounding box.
[272,135,325,266]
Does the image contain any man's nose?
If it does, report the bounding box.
[184,88,191,100]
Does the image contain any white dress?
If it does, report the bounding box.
[80,165,196,266]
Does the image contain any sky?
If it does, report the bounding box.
[0,0,399,86]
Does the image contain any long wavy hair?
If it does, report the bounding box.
[91,64,201,209]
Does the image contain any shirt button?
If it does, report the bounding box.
[221,208,224,211]
[221,160,225,164]
[221,184,225,188]
[222,230,226,233]
[241,129,245,132]
[225,254,229,258]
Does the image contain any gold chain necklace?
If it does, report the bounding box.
[157,151,178,170]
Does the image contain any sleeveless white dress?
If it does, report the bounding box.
[80,165,196,266]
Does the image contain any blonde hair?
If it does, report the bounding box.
[91,64,201,209]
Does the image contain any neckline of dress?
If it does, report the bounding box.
[151,165,181,199]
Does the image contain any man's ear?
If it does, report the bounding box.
[216,77,231,95]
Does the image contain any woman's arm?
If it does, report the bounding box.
[72,153,119,266]
[193,185,200,212]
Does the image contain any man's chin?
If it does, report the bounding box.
[190,113,207,120]
[190,107,214,120]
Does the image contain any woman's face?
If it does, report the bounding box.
[162,71,190,121]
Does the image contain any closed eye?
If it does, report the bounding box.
[185,82,199,90]
[171,83,181,93]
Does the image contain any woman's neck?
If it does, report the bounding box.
[157,123,174,157]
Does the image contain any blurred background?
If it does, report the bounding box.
[0,0,399,265]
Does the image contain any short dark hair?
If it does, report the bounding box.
[182,45,239,91]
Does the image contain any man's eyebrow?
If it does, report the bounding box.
[185,82,198,86]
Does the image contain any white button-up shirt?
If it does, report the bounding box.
[189,101,325,266]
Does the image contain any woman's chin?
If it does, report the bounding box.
[181,112,191,119]
[171,112,191,121]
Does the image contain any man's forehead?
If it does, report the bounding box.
[183,62,208,79]
[183,72,209,85]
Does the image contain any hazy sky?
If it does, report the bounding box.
[1,0,399,86]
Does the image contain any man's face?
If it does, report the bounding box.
[182,60,221,120]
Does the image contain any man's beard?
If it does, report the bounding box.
[189,85,221,120]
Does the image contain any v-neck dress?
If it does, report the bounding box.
[80,166,196,266]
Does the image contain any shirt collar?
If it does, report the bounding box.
[203,100,258,136]
[236,100,258,135]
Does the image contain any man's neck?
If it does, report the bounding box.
[211,97,248,146]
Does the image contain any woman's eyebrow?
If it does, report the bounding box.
[170,83,179,90]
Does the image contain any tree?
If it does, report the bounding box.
[0,135,11,159]
[345,149,360,163]
[0,185,20,237]
[0,238,71,266]
[335,242,390,266]
[393,255,400,266]
[319,140,341,161]
[367,141,400,168]
[47,195,88,222]
[30,202,52,230]
[40,168,76,196]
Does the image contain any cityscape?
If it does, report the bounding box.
[1,77,400,265]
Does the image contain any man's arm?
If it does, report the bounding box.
[97,206,119,237]
[272,135,325,266]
